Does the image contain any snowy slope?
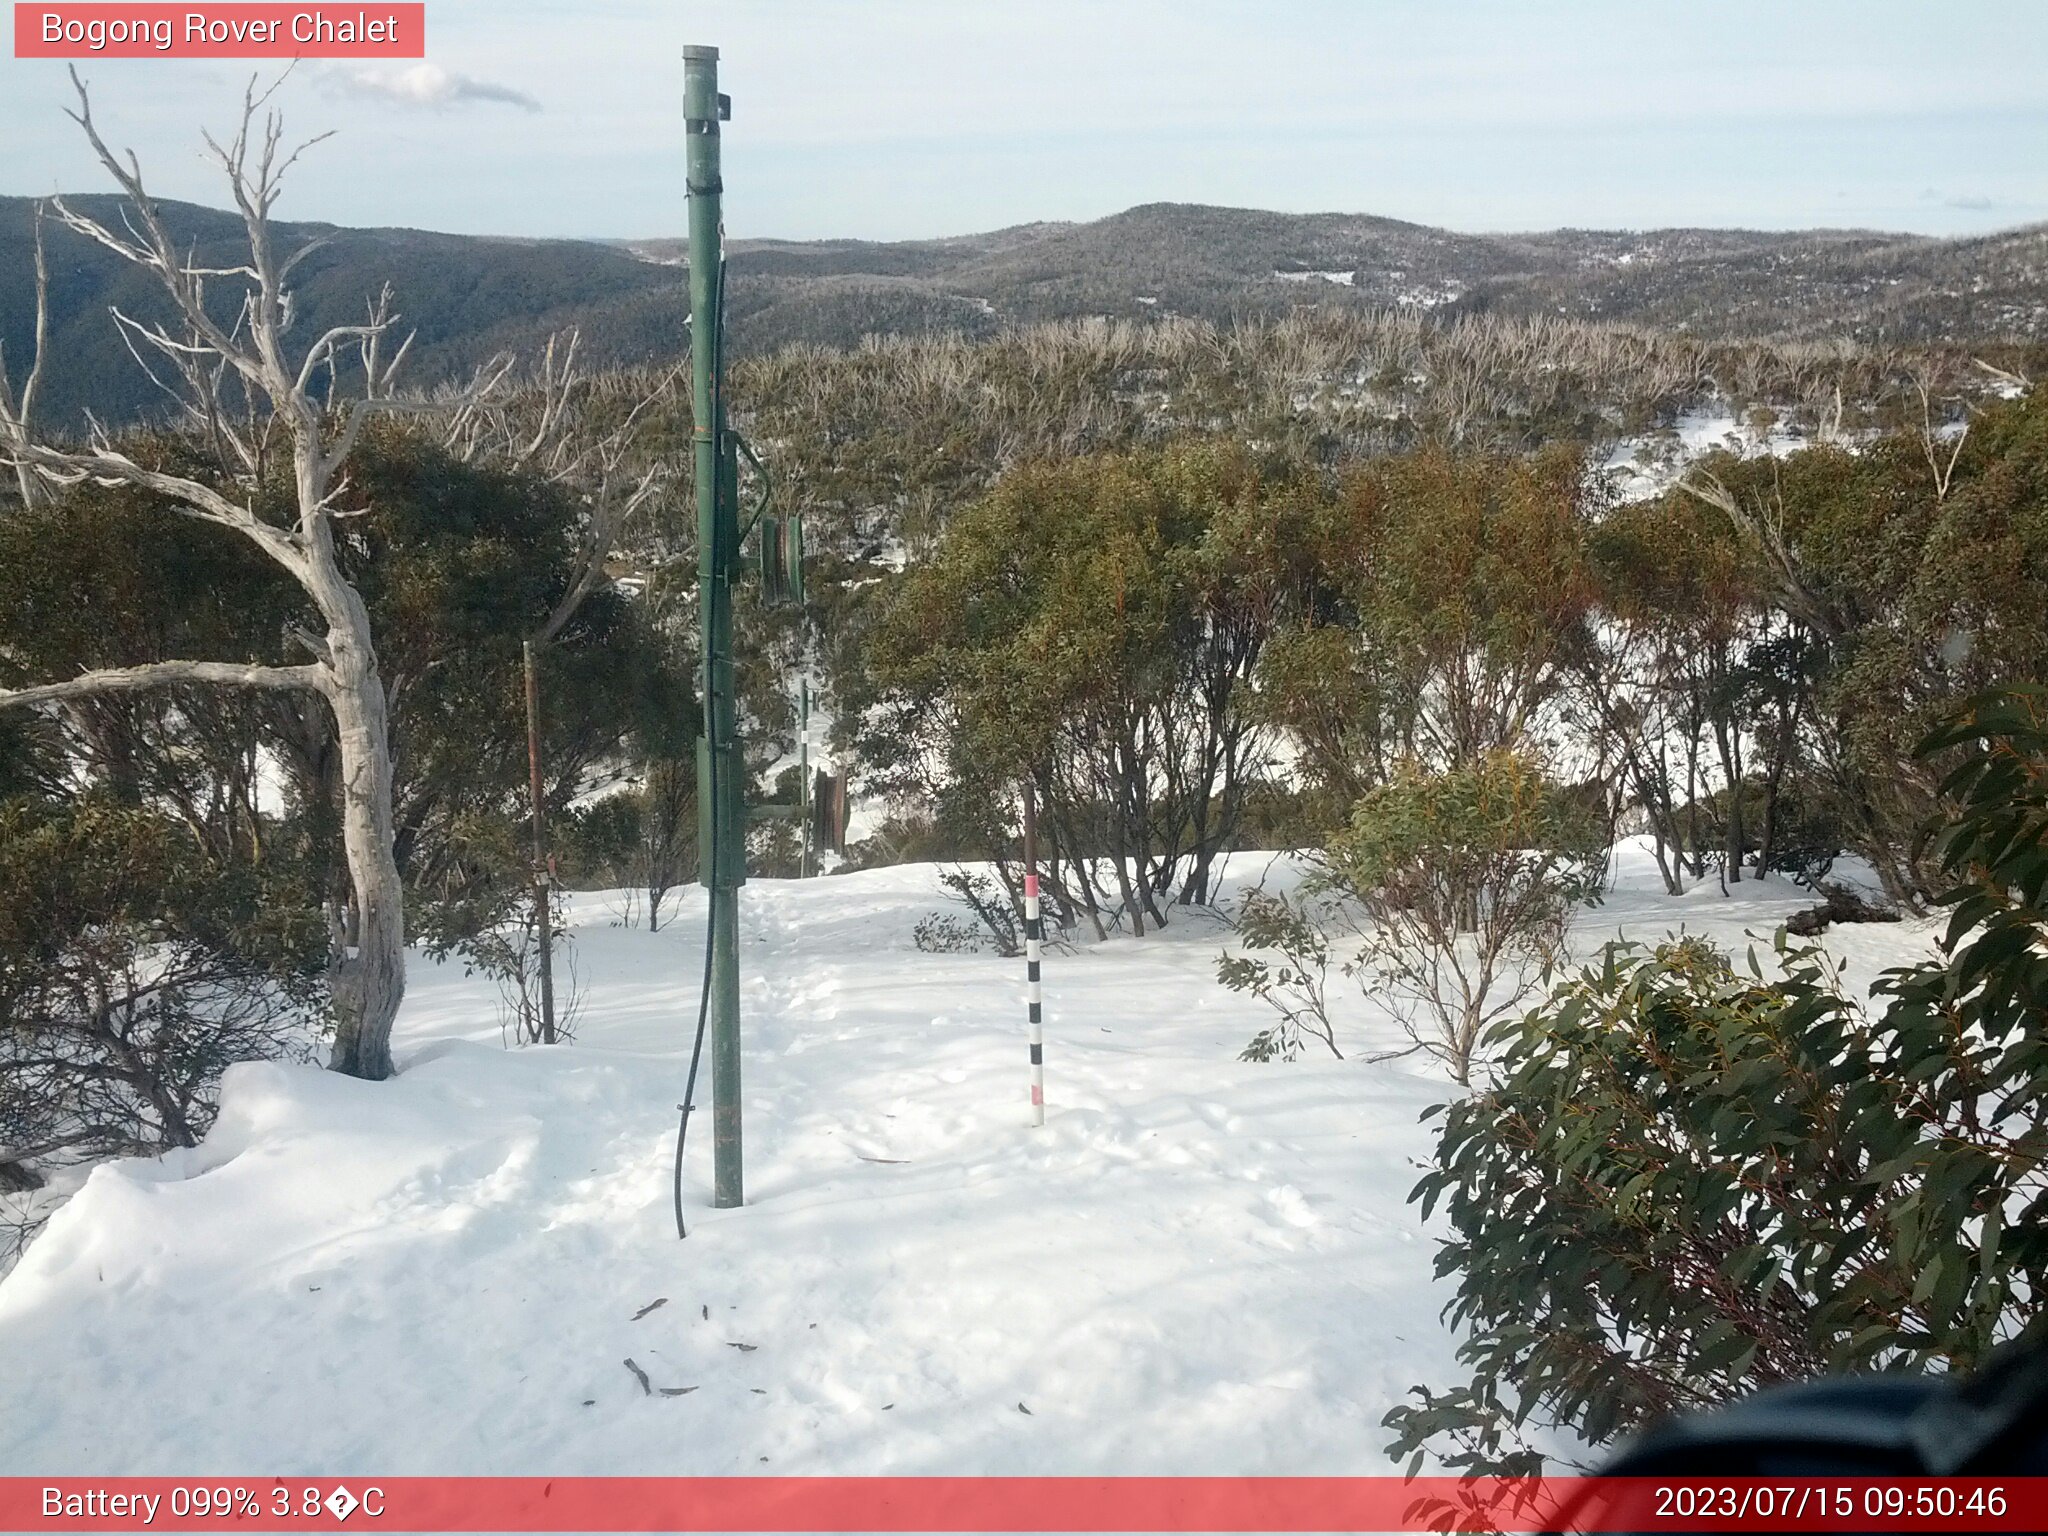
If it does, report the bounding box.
[0,850,1936,1475]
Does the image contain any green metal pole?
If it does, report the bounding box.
[685,43,744,1210]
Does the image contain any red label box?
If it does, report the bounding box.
[14,4,425,58]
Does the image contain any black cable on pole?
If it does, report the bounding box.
[673,824,715,1239]
[674,255,727,1240]
[674,623,718,1238]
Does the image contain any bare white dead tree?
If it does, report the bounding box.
[0,70,507,1080]
[1678,464,1842,645]
[0,202,52,508]
[1912,372,1969,503]
[1972,356,2031,396]
[443,331,679,646]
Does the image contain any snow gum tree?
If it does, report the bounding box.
[863,440,1310,935]
[1336,444,1595,773]
[1573,487,1771,894]
[1250,444,1597,826]
[1675,389,2048,909]
[0,75,507,1080]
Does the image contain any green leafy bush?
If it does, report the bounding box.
[1220,754,1602,1079]
[1385,688,2048,1475]
[1218,887,1343,1062]
[0,796,325,1180]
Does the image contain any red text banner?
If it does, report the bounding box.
[3,1476,2047,1532]
[14,5,425,58]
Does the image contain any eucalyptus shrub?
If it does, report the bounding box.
[0,796,325,1179]
[1385,688,2048,1475]
[1219,887,1344,1063]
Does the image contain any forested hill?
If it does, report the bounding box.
[0,195,686,428]
[6,194,2045,428]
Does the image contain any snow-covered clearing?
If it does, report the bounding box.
[1599,406,1814,503]
[0,845,1936,1474]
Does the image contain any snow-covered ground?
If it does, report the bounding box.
[1599,405,1814,503]
[0,845,1936,1475]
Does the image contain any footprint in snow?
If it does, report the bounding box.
[1194,1102,1239,1132]
[1263,1184,1320,1229]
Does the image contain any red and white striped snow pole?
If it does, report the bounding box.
[1022,779,1045,1127]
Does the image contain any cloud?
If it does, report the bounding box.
[1920,187,1998,211]
[330,63,541,113]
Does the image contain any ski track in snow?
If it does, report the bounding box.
[0,844,1937,1474]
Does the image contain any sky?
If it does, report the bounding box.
[3,0,2046,243]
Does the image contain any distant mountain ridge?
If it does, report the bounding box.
[639,202,2048,346]
[5,196,2043,429]
[0,194,686,429]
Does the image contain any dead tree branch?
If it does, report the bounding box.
[0,203,53,507]
[0,661,326,709]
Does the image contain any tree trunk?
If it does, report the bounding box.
[1650,830,1682,896]
[1683,732,1704,878]
[1110,822,1145,939]
[1712,702,1745,886]
[1045,796,1109,941]
[320,602,406,1081]
[1448,1002,1478,1087]
[1756,708,1791,877]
